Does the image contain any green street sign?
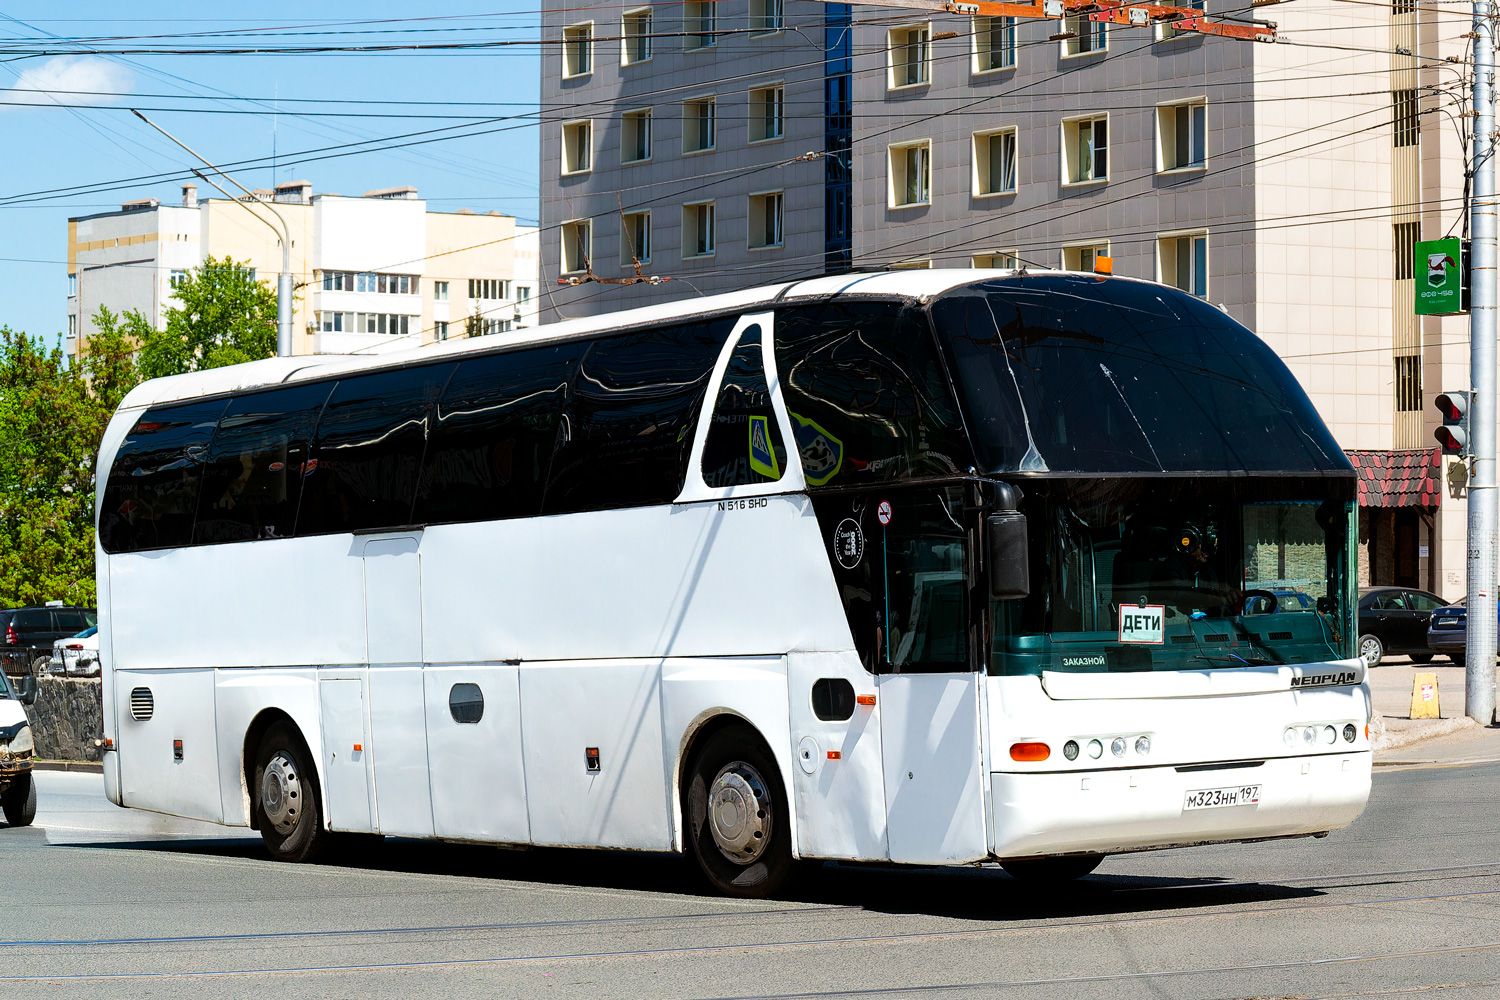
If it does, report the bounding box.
[1415,237,1463,315]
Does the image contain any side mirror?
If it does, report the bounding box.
[16,674,36,707]
[986,512,1030,600]
[1316,596,1337,615]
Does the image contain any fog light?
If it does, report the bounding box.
[1283,728,1297,747]
[1302,726,1315,745]
[1323,725,1337,745]
[1087,739,1103,759]
[1134,736,1150,756]
[1343,723,1357,743]
[1063,740,1079,761]
[1111,737,1126,758]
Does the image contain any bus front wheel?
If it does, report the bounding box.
[254,723,326,863]
[1001,854,1104,882]
[684,726,793,898]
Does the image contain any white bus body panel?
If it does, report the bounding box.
[212,668,318,827]
[424,664,529,843]
[368,665,434,838]
[319,672,375,832]
[114,668,222,823]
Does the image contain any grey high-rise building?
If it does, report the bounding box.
[540,0,1470,598]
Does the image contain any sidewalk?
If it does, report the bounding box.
[1366,656,1500,767]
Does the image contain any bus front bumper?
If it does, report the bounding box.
[991,750,1371,860]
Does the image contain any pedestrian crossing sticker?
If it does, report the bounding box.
[749,414,780,479]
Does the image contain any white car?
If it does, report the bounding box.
[51,627,99,677]
[0,672,36,826]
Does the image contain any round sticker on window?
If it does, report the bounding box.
[832,518,864,569]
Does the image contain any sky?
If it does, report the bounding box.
[0,4,541,343]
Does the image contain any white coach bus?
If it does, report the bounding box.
[95,270,1371,896]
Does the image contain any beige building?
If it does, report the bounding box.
[68,181,538,359]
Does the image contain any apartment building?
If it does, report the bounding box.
[68,181,534,358]
[539,0,1470,597]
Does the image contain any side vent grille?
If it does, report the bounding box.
[1204,633,1230,643]
[129,687,154,722]
[1170,635,1196,644]
[1269,631,1294,641]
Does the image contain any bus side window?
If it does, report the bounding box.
[192,382,333,544]
[296,363,457,535]
[414,343,582,525]
[99,399,228,553]
[544,319,730,514]
[773,301,971,490]
[701,326,788,488]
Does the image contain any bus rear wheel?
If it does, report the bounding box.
[1001,854,1104,883]
[254,722,326,863]
[684,726,793,899]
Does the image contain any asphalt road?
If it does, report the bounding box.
[2,763,1498,1000]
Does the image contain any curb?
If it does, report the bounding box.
[32,760,102,773]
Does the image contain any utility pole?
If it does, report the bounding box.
[1468,2,1498,725]
[131,110,295,358]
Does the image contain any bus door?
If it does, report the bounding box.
[865,488,988,864]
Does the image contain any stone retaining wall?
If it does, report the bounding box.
[29,676,103,762]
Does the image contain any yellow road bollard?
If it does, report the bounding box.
[1410,671,1441,719]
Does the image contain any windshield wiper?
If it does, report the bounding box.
[1195,652,1282,667]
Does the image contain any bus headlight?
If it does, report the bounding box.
[1302,727,1316,745]
[1110,737,1126,758]
[1063,740,1079,761]
[1343,724,1357,742]
[1322,725,1337,745]
[1283,728,1297,747]
[1087,739,1103,759]
[1134,736,1150,756]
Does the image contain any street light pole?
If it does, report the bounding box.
[131,110,295,358]
[1467,3,1498,724]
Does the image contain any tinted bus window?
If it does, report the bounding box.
[297,364,456,535]
[546,320,731,513]
[193,383,333,544]
[702,326,787,488]
[99,399,227,553]
[415,344,582,525]
[774,301,971,488]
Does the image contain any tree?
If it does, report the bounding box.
[137,256,278,379]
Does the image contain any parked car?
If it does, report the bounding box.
[1243,587,1316,615]
[1424,598,1492,662]
[0,604,97,678]
[1357,586,1450,667]
[0,669,37,827]
[48,626,99,677]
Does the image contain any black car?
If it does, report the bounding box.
[1356,586,1449,667]
[0,605,97,677]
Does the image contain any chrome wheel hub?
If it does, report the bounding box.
[708,761,771,864]
[261,751,302,835]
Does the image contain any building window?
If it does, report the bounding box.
[1063,243,1110,272]
[517,285,532,302]
[1063,115,1108,184]
[562,120,592,174]
[684,202,716,257]
[683,98,715,153]
[435,321,449,341]
[1393,89,1420,147]
[434,280,449,301]
[973,251,1018,268]
[1159,233,1208,297]
[468,278,507,300]
[749,191,784,249]
[890,259,931,269]
[751,0,784,33]
[68,314,77,338]
[1158,0,1204,40]
[685,1,716,50]
[318,312,413,336]
[321,271,419,294]
[562,220,592,274]
[1158,101,1207,170]
[562,22,593,78]
[750,86,784,142]
[1395,354,1422,411]
[973,128,1018,196]
[888,26,931,89]
[622,109,652,162]
[973,16,1016,72]
[68,273,76,296]
[889,141,932,207]
[621,211,652,265]
[169,269,189,288]
[622,8,652,64]
[1393,0,1415,12]
[1394,221,1420,279]
[1062,15,1106,55]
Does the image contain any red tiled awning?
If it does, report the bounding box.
[1345,448,1441,508]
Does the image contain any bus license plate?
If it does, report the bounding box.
[1183,785,1261,810]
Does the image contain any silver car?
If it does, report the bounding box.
[50,626,99,676]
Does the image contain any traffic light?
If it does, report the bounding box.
[1435,390,1470,455]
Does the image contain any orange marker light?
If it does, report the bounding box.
[856,694,877,706]
[827,750,842,760]
[1010,742,1050,762]
[353,743,363,752]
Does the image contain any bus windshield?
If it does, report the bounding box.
[992,478,1356,674]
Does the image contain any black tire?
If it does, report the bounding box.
[1000,854,1104,882]
[683,725,793,898]
[253,722,327,863]
[2,772,36,827]
[1409,652,1435,664]
[1357,634,1384,668]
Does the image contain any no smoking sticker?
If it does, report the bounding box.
[877,500,893,526]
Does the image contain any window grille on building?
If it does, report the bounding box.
[1394,354,1422,412]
